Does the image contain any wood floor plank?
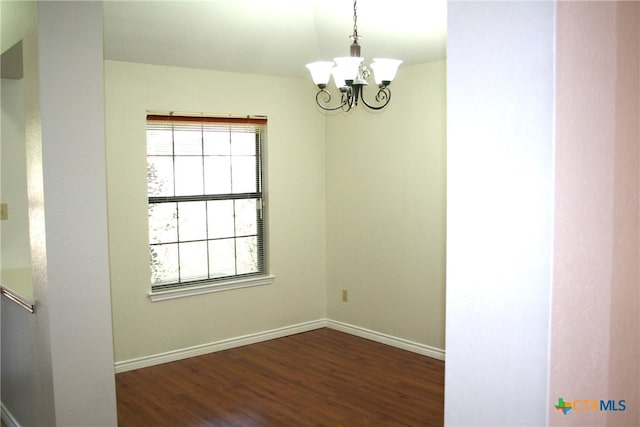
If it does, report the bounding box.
[116,328,444,426]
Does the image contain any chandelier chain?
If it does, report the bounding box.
[352,0,358,39]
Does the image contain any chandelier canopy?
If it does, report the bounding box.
[305,0,403,112]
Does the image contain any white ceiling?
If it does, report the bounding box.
[103,0,447,78]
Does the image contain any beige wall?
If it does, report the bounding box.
[550,2,640,425]
[106,59,447,363]
[325,60,446,351]
[0,0,34,299]
[0,0,34,54]
[105,60,328,363]
[1,78,32,297]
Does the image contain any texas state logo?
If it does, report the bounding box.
[554,397,572,414]
[554,397,626,415]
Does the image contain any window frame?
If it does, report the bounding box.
[145,114,273,300]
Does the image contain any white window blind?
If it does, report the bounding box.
[146,114,267,291]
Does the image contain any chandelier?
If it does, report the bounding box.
[305,0,403,112]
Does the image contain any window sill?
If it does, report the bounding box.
[148,275,275,302]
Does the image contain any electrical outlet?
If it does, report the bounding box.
[342,289,348,302]
[0,203,7,220]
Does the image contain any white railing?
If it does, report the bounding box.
[0,285,35,313]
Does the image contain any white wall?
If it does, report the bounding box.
[1,2,55,426]
[0,74,38,427]
[105,60,327,363]
[1,299,39,426]
[37,2,117,425]
[447,2,640,425]
[445,2,555,425]
[325,61,446,352]
[2,2,117,426]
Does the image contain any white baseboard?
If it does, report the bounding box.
[114,319,327,373]
[1,403,21,427]
[325,319,446,361]
[114,318,445,373]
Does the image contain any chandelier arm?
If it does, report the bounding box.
[340,89,355,112]
[342,97,354,112]
[360,86,392,111]
[315,88,349,111]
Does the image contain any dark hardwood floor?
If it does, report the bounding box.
[116,328,444,426]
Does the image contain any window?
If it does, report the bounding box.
[146,114,267,293]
